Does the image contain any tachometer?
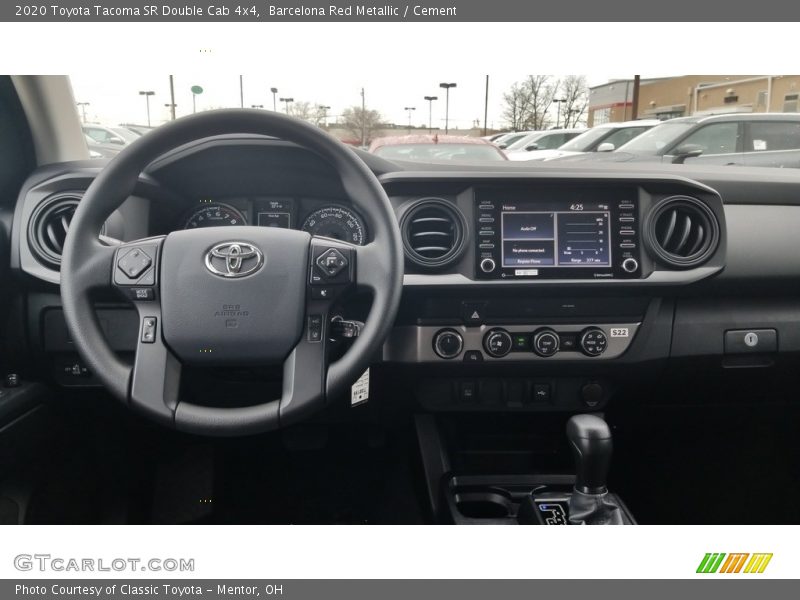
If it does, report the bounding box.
[182,203,247,229]
[301,205,366,245]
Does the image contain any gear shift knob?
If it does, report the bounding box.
[567,414,613,495]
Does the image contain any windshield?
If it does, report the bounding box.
[616,122,696,155]
[373,143,505,162]
[67,73,800,169]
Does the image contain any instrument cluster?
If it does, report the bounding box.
[175,197,368,246]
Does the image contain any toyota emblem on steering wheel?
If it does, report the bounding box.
[205,241,264,278]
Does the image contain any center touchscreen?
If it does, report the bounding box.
[475,186,640,280]
[501,202,611,268]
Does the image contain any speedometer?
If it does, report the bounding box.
[182,203,247,229]
[301,205,366,246]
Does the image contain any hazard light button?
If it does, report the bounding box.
[462,302,487,326]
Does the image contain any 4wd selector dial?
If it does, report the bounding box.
[579,327,608,356]
[532,329,560,357]
[483,328,513,358]
[433,329,464,359]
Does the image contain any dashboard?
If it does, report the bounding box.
[8,135,800,414]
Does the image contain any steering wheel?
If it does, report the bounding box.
[60,109,404,436]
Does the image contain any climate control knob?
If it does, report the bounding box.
[532,328,560,357]
[483,328,513,358]
[480,258,496,273]
[433,329,463,359]
[579,327,608,357]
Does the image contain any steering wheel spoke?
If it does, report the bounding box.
[108,236,179,424]
[354,242,386,291]
[129,302,182,427]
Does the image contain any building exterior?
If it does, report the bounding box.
[588,76,800,126]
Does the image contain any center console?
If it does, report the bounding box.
[419,414,636,525]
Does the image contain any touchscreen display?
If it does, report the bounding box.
[500,201,611,268]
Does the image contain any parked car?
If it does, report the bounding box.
[119,123,155,136]
[369,134,508,162]
[82,124,139,155]
[482,132,511,143]
[509,119,661,161]
[84,133,119,159]
[491,131,530,149]
[553,113,800,168]
[503,129,585,154]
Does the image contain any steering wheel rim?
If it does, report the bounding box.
[60,109,404,436]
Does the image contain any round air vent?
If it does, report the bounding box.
[645,196,720,268]
[400,198,467,268]
[27,193,82,269]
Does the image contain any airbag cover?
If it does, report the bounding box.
[160,226,310,365]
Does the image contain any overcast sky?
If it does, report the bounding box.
[11,21,800,130]
[70,71,621,130]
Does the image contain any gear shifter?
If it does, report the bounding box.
[567,414,613,495]
[517,415,634,525]
[566,414,631,525]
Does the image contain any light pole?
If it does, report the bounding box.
[164,103,177,119]
[553,97,566,128]
[279,97,294,114]
[360,88,366,148]
[423,96,437,133]
[270,87,278,111]
[239,75,244,108]
[138,91,155,126]
[317,105,331,127]
[404,106,416,133]
[168,75,176,120]
[439,82,456,134]
[76,102,90,124]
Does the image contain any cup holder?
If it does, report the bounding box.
[453,491,515,520]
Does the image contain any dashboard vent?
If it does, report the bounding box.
[646,196,719,268]
[28,193,82,269]
[401,198,467,268]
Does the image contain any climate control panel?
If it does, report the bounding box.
[388,323,640,363]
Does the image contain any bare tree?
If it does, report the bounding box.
[340,106,384,145]
[502,75,558,131]
[523,75,558,130]
[501,82,531,132]
[312,105,329,128]
[558,75,590,128]
[288,101,314,122]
